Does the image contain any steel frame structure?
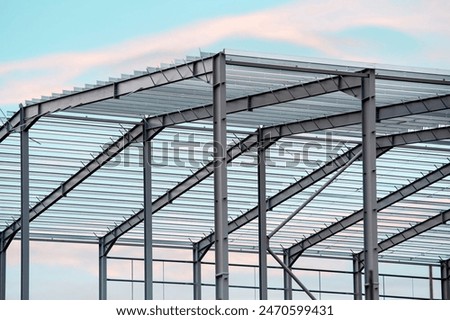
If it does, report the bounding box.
[0,50,450,300]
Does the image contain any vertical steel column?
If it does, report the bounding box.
[143,119,153,300]
[99,238,107,300]
[283,251,293,300]
[0,236,6,300]
[258,128,268,300]
[193,244,202,300]
[353,254,363,300]
[441,259,450,300]
[361,69,379,300]
[212,52,229,300]
[429,265,434,300]
[20,106,30,300]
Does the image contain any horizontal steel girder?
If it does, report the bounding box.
[356,208,450,262]
[0,57,215,143]
[226,59,450,86]
[197,126,450,254]
[287,161,450,264]
[0,74,360,245]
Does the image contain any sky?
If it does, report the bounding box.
[1,0,449,299]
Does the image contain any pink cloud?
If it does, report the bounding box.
[1,0,448,106]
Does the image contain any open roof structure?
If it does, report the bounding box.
[0,50,450,300]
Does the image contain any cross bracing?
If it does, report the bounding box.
[0,50,450,300]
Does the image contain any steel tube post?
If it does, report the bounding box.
[99,239,107,300]
[0,237,6,300]
[258,128,268,300]
[429,265,434,300]
[441,259,450,300]
[193,244,202,300]
[283,250,293,300]
[143,120,153,300]
[353,254,363,300]
[361,69,379,300]
[213,52,229,300]
[20,107,30,300]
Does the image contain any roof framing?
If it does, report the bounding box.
[1,50,450,270]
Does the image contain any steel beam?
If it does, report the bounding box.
[268,150,362,240]
[441,259,450,300]
[99,238,107,300]
[287,162,450,263]
[143,120,153,300]
[193,243,202,300]
[213,53,229,300]
[361,69,378,300]
[257,128,268,300]
[0,57,214,143]
[226,59,450,86]
[353,253,363,300]
[198,125,450,255]
[0,236,6,300]
[429,265,434,300]
[356,209,450,263]
[20,106,30,300]
[283,250,293,300]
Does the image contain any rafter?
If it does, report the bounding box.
[0,57,215,143]
[287,161,450,265]
[356,208,450,262]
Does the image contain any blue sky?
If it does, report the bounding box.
[1,0,449,299]
[1,0,450,112]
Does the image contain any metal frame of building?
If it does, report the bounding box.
[0,50,450,300]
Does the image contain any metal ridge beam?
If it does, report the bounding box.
[197,126,450,253]
[0,56,215,143]
[356,208,450,262]
[225,59,369,78]
[287,161,450,263]
[226,59,450,86]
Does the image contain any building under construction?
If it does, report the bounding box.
[0,50,450,300]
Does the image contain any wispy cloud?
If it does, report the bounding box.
[1,0,448,106]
